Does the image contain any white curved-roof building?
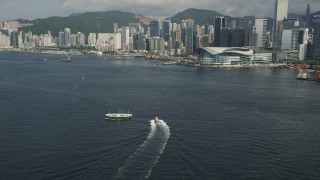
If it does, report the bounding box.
[200,47,255,65]
[201,47,254,56]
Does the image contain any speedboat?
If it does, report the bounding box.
[154,117,160,124]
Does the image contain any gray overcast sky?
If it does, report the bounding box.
[0,0,319,21]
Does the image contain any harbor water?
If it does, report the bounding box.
[1,52,320,179]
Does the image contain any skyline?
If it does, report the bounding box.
[0,0,320,21]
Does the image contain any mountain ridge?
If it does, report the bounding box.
[16,8,282,36]
[18,11,152,36]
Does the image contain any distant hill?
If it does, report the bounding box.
[311,11,320,18]
[16,8,285,36]
[169,8,224,25]
[18,11,152,36]
[288,13,305,19]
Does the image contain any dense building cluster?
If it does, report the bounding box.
[0,0,320,62]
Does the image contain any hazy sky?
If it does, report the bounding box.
[0,0,319,21]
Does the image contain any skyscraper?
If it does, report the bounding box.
[163,20,171,41]
[0,21,4,29]
[214,16,226,47]
[312,15,320,60]
[306,4,311,28]
[239,19,254,46]
[255,19,268,48]
[59,31,65,46]
[274,0,288,35]
[121,27,130,50]
[88,33,96,47]
[150,20,160,37]
[185,25,194,54]
[220,27,232,47]
[231,28,245,47]
[114,23,118,33]
[64,28,71,47]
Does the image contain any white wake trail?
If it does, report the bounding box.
[113,119,170,179]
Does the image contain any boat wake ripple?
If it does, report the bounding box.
[113,119,170,179]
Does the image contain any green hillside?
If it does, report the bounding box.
[18,11,149,36]
[169,8,224,25]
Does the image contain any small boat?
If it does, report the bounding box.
[62,55,71,62]
[162,61,177,65]
[153,64,156,68]
[105,112,132,120]
[154,117,160,124]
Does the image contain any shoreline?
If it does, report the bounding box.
[0,49,316,70]
[194,63,288,68]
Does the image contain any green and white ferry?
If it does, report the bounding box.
[105,112,132,120]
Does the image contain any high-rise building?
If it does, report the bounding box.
[185,25,194,54]
[6,21,20,32]
[208,25,214,43]
[64,28,71,47]
[150,20,160,37]
[214,16,226,47]
[0,32,11,48]
[239,19,253,46]
[255,19,268,48]
[220,27,232,47]
[88,33,96,47]
[76,32,85,46]
[121,27,130,50]
[306,4,311,28]
[18,31,24,48]
[249,26,258,47]
[274,0,288,35]
[10,31,19,48]
[114,23,118,33]
[113,33,121,51]
[163,20,171,41]
[298,29,309,60]
[181,28,186,45]
[281,29,300,51]
[202,35,210,47]
[312,16,320,60]
[129,23,143,36]
[172,23,177,32]
[148,37,164,52]
[59,31,65,46]
[0,21,4,29]
[70,34,77,47]
[133,31,146,51]
[231,28,245,47]
[283,19,306,30]
[43,33,52,47]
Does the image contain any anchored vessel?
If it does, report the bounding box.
[296,69,316,81]
[105,112,132,120]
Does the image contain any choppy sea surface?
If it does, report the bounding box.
[0,52,320,179]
